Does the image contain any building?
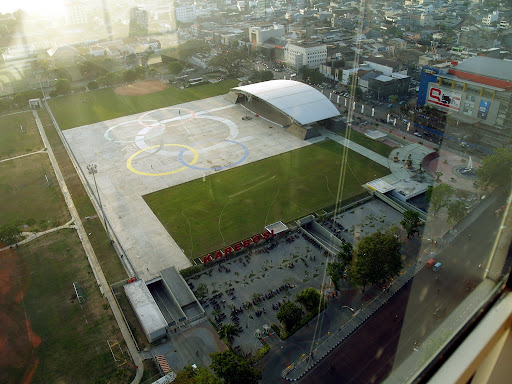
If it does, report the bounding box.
[285,43,327,70]
[364,56,406,76]
[64,0,88,25]
[175,4,196,23]
[367,72,411,101]
[249,24,285,45]
[129,7,149,37]
[417,57,512,149]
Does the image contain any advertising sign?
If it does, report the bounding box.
[477,100,491,120]
[427,87,461,111]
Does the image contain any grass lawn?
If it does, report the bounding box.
[144,140,389,259]
[48,79,239,130]
[338,129,394,157]
[0,111,44,160]
[0,230,134,384]
[0,153,69,229]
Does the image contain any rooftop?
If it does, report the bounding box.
[453,57,512,82]
[233,80,340,125]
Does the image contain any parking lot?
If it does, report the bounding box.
[186,199,404,354]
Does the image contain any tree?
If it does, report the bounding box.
[276,301,303,331]
[299,65,324,85]
[429,184,454,215]
[174,365,222,384]
[209,350,261,384]
[332,59,345,68]
[338,241,353,267]
[349,231,403,290]
[220,323,238,346]
[196,283,208,298]
[122,68,138,83]
[447,200,467,224]
[326,262,345,291]
[176,39,210,60]
[0,224,21,245]
[54,68,72,82]
[55,78,71,95]
[87,80,99,90]
[476,148,512,192]
[296,287,321,312]
[425,185,433,203]
[389,94,399,103]
[168,61,184,75]
[401,210,421,239]
[249,70,273,83]
[209,50,249,77]
[355,86,363,99]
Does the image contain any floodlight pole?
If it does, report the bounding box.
[87,164,110,239]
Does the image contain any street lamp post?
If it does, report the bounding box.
[87,164,110,239]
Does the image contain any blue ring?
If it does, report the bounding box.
[177,140,249,171]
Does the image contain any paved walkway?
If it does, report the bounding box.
[319,127,389,168]
[0,219,76,252]
[0,148,47,163]
[34,108,144,383]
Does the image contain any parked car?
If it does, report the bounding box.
[414,131,422,137]
[423,131,432,137]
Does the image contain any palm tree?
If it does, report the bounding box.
[221,323,239,347]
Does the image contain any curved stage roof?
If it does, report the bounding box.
[233,80,340,125]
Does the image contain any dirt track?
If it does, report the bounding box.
[114,80,167,96]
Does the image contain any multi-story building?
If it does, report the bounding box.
[176,4,196,23]
[417,57,512,149]
[64,0,88,25]
[129,7,149,37]
[249,24,285,45]
[284,43,327,70]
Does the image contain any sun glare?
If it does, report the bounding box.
[1,0,66,16]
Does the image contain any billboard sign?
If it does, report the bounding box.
[427,86,461,111]
[477,100,491,120]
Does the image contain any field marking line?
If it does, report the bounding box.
[264,188,280,226]
[228,175,276,198]
[0,148,47,163]
[181,210,194,257]
[126,144,199,176]
[218,199,231,246]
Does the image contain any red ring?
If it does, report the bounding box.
[137,107,196,129]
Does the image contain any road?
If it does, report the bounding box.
[298,197,505,384]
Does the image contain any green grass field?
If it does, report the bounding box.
[0,111,44,160]
[48,79,239,130]
[0,153,69,229]
[338,129,394,157]
[144,140,389,259]
[0,230,134,384]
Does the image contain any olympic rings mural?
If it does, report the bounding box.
[104,107,249,177]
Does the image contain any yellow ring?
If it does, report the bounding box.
[127,144,199,176]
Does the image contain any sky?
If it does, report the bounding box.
[0,0,66,16]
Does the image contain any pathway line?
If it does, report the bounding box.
[0,148,47,163]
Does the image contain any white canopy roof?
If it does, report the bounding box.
[233,80,340,125]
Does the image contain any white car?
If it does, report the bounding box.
[414,131,422,137]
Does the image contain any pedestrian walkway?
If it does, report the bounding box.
[0,219,76,252]
[0,148,47,163]
[318,127,389,168]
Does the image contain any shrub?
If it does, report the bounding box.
[88,80,99,90]
[179,264,204,278]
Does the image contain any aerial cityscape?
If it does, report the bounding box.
[1,0,512,383]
